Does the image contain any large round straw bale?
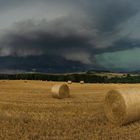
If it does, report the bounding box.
[67,81,72,84]
[104,89,140,125]
[80,81,84,84]
[51,84,70,99]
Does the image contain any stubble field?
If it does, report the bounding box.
[0,80,140,140]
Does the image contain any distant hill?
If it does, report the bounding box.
[0,71,140,83]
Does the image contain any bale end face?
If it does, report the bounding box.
[51,84,70,99]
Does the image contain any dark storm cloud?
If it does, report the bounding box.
[0,0,139,72]
[0,0,35,11]
[87,0,139,31]
[0,18,93,64]
[0,55,90,73]
[84,0,140,49]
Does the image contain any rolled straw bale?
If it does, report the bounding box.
[80,81,84,84]
[104,89,140,125]
[51,84,70,99]
[67,81,72,84]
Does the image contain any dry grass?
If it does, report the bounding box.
[0,80,140,139]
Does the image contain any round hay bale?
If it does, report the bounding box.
[80,81,84,84]
[51,84,70,99]
[67,81,72,84]
[104,89,140,125]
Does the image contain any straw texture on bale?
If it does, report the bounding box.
[51,84,70,99]
[67,81,72,84]
[80,81,84,84]
[104,89,140,125]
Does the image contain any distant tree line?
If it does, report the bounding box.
[0,73,140,83]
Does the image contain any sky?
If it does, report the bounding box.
[0,0,140,73]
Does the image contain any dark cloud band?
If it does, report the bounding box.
[0,0,139,72]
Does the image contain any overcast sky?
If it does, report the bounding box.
[0,0,140,73]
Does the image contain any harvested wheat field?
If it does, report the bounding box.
[0,80,140,139]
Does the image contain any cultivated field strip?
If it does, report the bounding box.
[0,81,140,139]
